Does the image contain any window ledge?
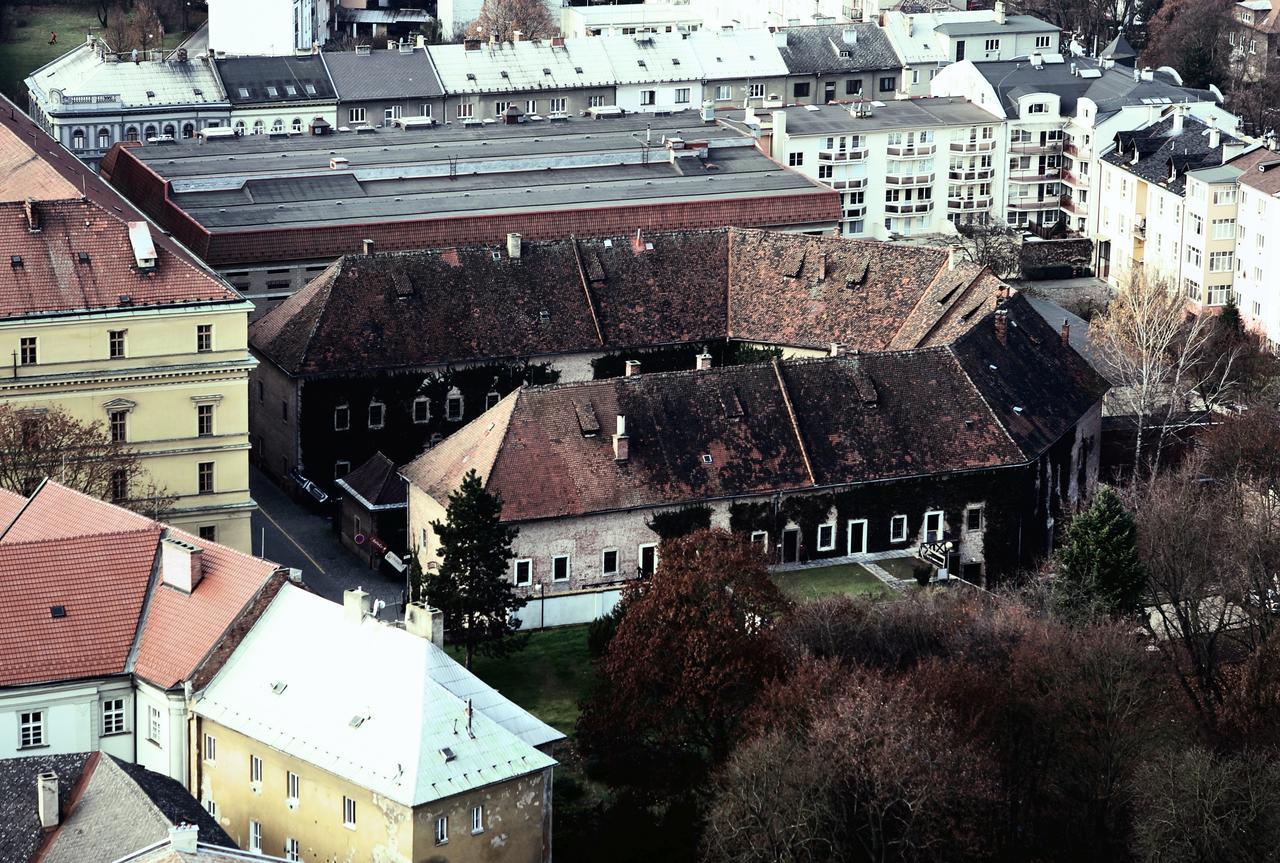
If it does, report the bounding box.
[18,743,49,751]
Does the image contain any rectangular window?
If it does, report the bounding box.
[111,469,128,503]
[108,329,126,358]
[250,754,263,784]
[435,815,449,844]
[383,105,402,125]
[552,554,570,581]
[334,460,351,479]
[485,391,501,411]
[413,397,430,423]
[602,548,619,577]
[196,324,212,353]
[715,84,731,100]
[343,795,356,828]
[446,393,464,421]
[793,82,810,98]
[847,519,868,555]
[1190,214,1203,236]
[788,152,804,167]
[147,705,162,743]
[1212,218,1236,239]
[472,805,484,833]
[249,821,262,853]
[890,515,908,542]
[816,522,836,551]
[589,95,606,107]
[19,710,44,748]
[205,799,217,819]
[984,38,1000,51]
[19,337,36,365]
[550,97,567,113]
[197,403,214,437]
[674,88,690,104]
[109,410,128,443]
[1187,246,1202,268]
[349,107,366,123]
[845,78,861,95]
[1027,103,1047,114]
[198,461,214,495]
[334,404,350,430]
[1210,251,1234,272]
[285,838,300,861]
[102,698,126,735]
[514,559,532,586]
[368,401,385,429]
[878,76,896,92]
[1214,187,1237,205]
[204,733,217,762]
[639,543,657,576]
[965,505,983,532]
[287,770,300,804]
[640,90,656,106]
[1035,34,1051,48]
[526,100,537,114]
[457,103,474,120]
[923,510,944,543]
[750,530,768,553]
[494,101,510,115]
[749,83,766,97]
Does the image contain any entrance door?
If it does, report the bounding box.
[955,40,966,61]
[639,543,656,577]
[824,81,836,103]
[782,528,800,563]
[847,519,868,555]
[1098,240,1112,279]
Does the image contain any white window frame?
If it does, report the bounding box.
[250,753,263,785]
[472,805,484,833]
[287,770,300,807]
[552,554,571,582]
[368,399,385,430]
[412,396,430,424]
[19,710,44,748]
[816,522,836,551]
[715,84,731,100]
[846,519,868,555]
[204,733,217,761]
[750,530,768,553]
[638,542,657,576]
[1035,34,1051,49]
[348,106,366,124]
[436,815,449,844]
[457,102,475,120]
[147,704,162,744]
[514,558,533,586]
[965,505,984,532]
[674,87,691,104]
[640,90,656,106]
[923,510,944,543]
[102,698,127,735]
[205,798,217,819]
[343,795,357,829]
[889,515,908,543]
[602,548,619,577]
[984,38,1001,52]
[285,838,301,862]
[334,403,350,431]
[250,820,263,853]
[550,97,567,113]
[446,390,464,421]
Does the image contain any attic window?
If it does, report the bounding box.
[840,49,851,57]
[491,251,501,261]
[285,84,297,96]
[575,401,601,436]
[672,58,680,65]
[10,255,22,268]
[1013,406,1024,414]
[574,66,583,73]
[77,252,90,264]
[701,454,713,464]
[305,83,317,95]
[349,714,368,728]
[638,59,647,67]
[467,72,477,80]
[266,86,279,97]
[440,747,456,763]
[538,309,550,323]
[271,680,288,694]
[500,70,510,78]
[238,87,250,98]
[146,89,155,98]
[543,67,551,75]
[193,87,203,96]
[50,605,66,619]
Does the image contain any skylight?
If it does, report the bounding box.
[304,83,317,94]
[266,85,279,97]
[238,87,250,98]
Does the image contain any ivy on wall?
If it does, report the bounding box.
[646,504,713,540]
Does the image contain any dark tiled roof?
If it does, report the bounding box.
[0,752,91,863]
[1100,33,1137,61]
[975,56,1218,117]
[252,228,1002,376]
[336,452,406,509]
[776,23,901,75]
[1101,115,1241,196]
[109,759,232,845]
[321,48,444,101]
[404,294,1107,521]
[1233,145,1280,194]
[214,54,335,105]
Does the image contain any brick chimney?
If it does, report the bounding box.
[624,359,641,377]
[695,352,712,371]
[405,601,444,648]
[37,772,58,829]
[507,232,522,259]
[362,238,374,255]
[994,308,1009,345]
[613,415,629,461]
[1060,318,1070,347]
[817,249,827,280]
[24,199,40,233]
[160,532,203,593]
[344,587,372,623]
[631,228,647,254]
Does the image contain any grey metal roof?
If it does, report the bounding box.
[775,23,902,75]
[973,56,1219,116]
[1100,33,1137,60]
[125,114,821,232]
[322,48,444,101]
[1186,163,1245,183]
[214,54,336,105]
[934,15,1058,35]
[335,7,430,24]
[770,97,998,134]
[1101,115,1242,196]
[26,42,227,112]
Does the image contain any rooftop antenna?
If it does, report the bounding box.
[465,699,475,738]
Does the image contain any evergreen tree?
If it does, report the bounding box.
[1057,487,1145,617]
[427,469,526,668]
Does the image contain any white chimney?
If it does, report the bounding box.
[1208,117,1221,150]
[362,238,374,255]
[695,352,712,371]
[842,27,858,45]
[37,773,58,829]
[773,29,787,47]
[613,415,629,461]
[405,601,444,648]
[160,532,203,593]
[995,0,1006,24]
[127,221,157,270]
[507,232,522,259]
[1171,106,1184,136]
[344,587,372,624]
[169,824,198,853]
[624,359,641,377]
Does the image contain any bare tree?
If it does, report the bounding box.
[132,0,164,52]
[466,0,555,42]
[954,220,1022,279]
[0,404,173,519]
[103,8,134,53]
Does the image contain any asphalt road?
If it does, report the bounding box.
[249,466,403,614]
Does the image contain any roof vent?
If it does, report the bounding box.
[330,156,350,170]
[127,221,157,270]
[77,252,90,264]
[9,255,21,268]
[50,605,66,619]
[440,747,456,762]
[271,680,288,694]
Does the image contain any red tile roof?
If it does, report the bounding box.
[0,482,281,689]
[0,117,78,202]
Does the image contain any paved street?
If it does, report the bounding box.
[249,466,403,614]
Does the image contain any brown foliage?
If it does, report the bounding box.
[1141,0,1233,87]
[466,0,555,42]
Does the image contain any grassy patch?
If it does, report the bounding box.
[448,624,595,735]
[876,556,930,583]
[773,563,890,602]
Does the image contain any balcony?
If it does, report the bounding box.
[1063,141,1087,158]
[1060,194,1089,216]
[947,196,994,212]
[885,200,934,215]
[1132,218,1147,239]
[886,143,936,157]
[843,205,868,219]
[885,172,935,186]
[818,147,869,162]
[1007,196,1060,211]
[950,139,997,153]
[828,176,868,191]
[948,167,995,182]
[1008,167,1061,183]
[1060,169,1090,188]
[1010,141,1062,154]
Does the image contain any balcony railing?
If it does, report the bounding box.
[818,148,869,162]
[886,143,936,157]
[1060,169,1090,188]
[1060,194,1088,215]
[1010,141,1062,154]
[885,172,935,186]
[948,167,995,182]
[950,139,997,153]
[1008,167,1062,183]
[1132,219,1147,239]
[885,200,934,215]
[947,196,994,212]
[828,177,868,191]
[1007,196,1060,211]
[1063,141,1086,157]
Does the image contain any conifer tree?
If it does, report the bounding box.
[1058,487,1145,617]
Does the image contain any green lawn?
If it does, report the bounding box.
[0,5,197,104]
[448,624,595,735]
[876,555,931,583]
[773,563,890,602]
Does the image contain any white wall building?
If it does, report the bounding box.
[562,4,705,38]
[208,0,328,53]
[1229,147,1280,344]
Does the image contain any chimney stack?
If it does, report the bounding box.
[362,238,374,255]
[1208,120,1221,150]
[24,199,40,233]
[37,773,58,829]
[160,532,203,593]
[1171,106,1184,136]
[507,232,522,259]
[631,227,647,254]
[829,341,843,357]
[695,352,712,371]
[1060,318,1070,347]
[613,415,629,461]
[344,587,372,624]
[169,824,199,853]
[624,359,641,377]
[405,601,445,648]
[995,0,1006,24]
[817,249,827,280]
[994,308,1008,345]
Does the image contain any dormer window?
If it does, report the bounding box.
[304,83,317,95]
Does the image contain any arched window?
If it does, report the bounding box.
[271,118,284,133]
[71,128,85,149]
[144,124,157,140]
[234,120,246,134]
[162,123,176,138]
[291,117,303,133]
[182,122,194,139]
[125,126,139,142]
[97,127,110,149]
[252,120,264,135]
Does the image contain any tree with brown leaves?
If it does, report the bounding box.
[466,0,555,43]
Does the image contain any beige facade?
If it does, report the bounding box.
[0,302,257,551]
[192,717,552,863]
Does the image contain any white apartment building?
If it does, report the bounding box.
[1230,147,1280,344]
[757,96,1003,238]
[932,54,1242,240]
[561,4,705,38]
[1094,112,1246,305]
[208,0,331,53]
